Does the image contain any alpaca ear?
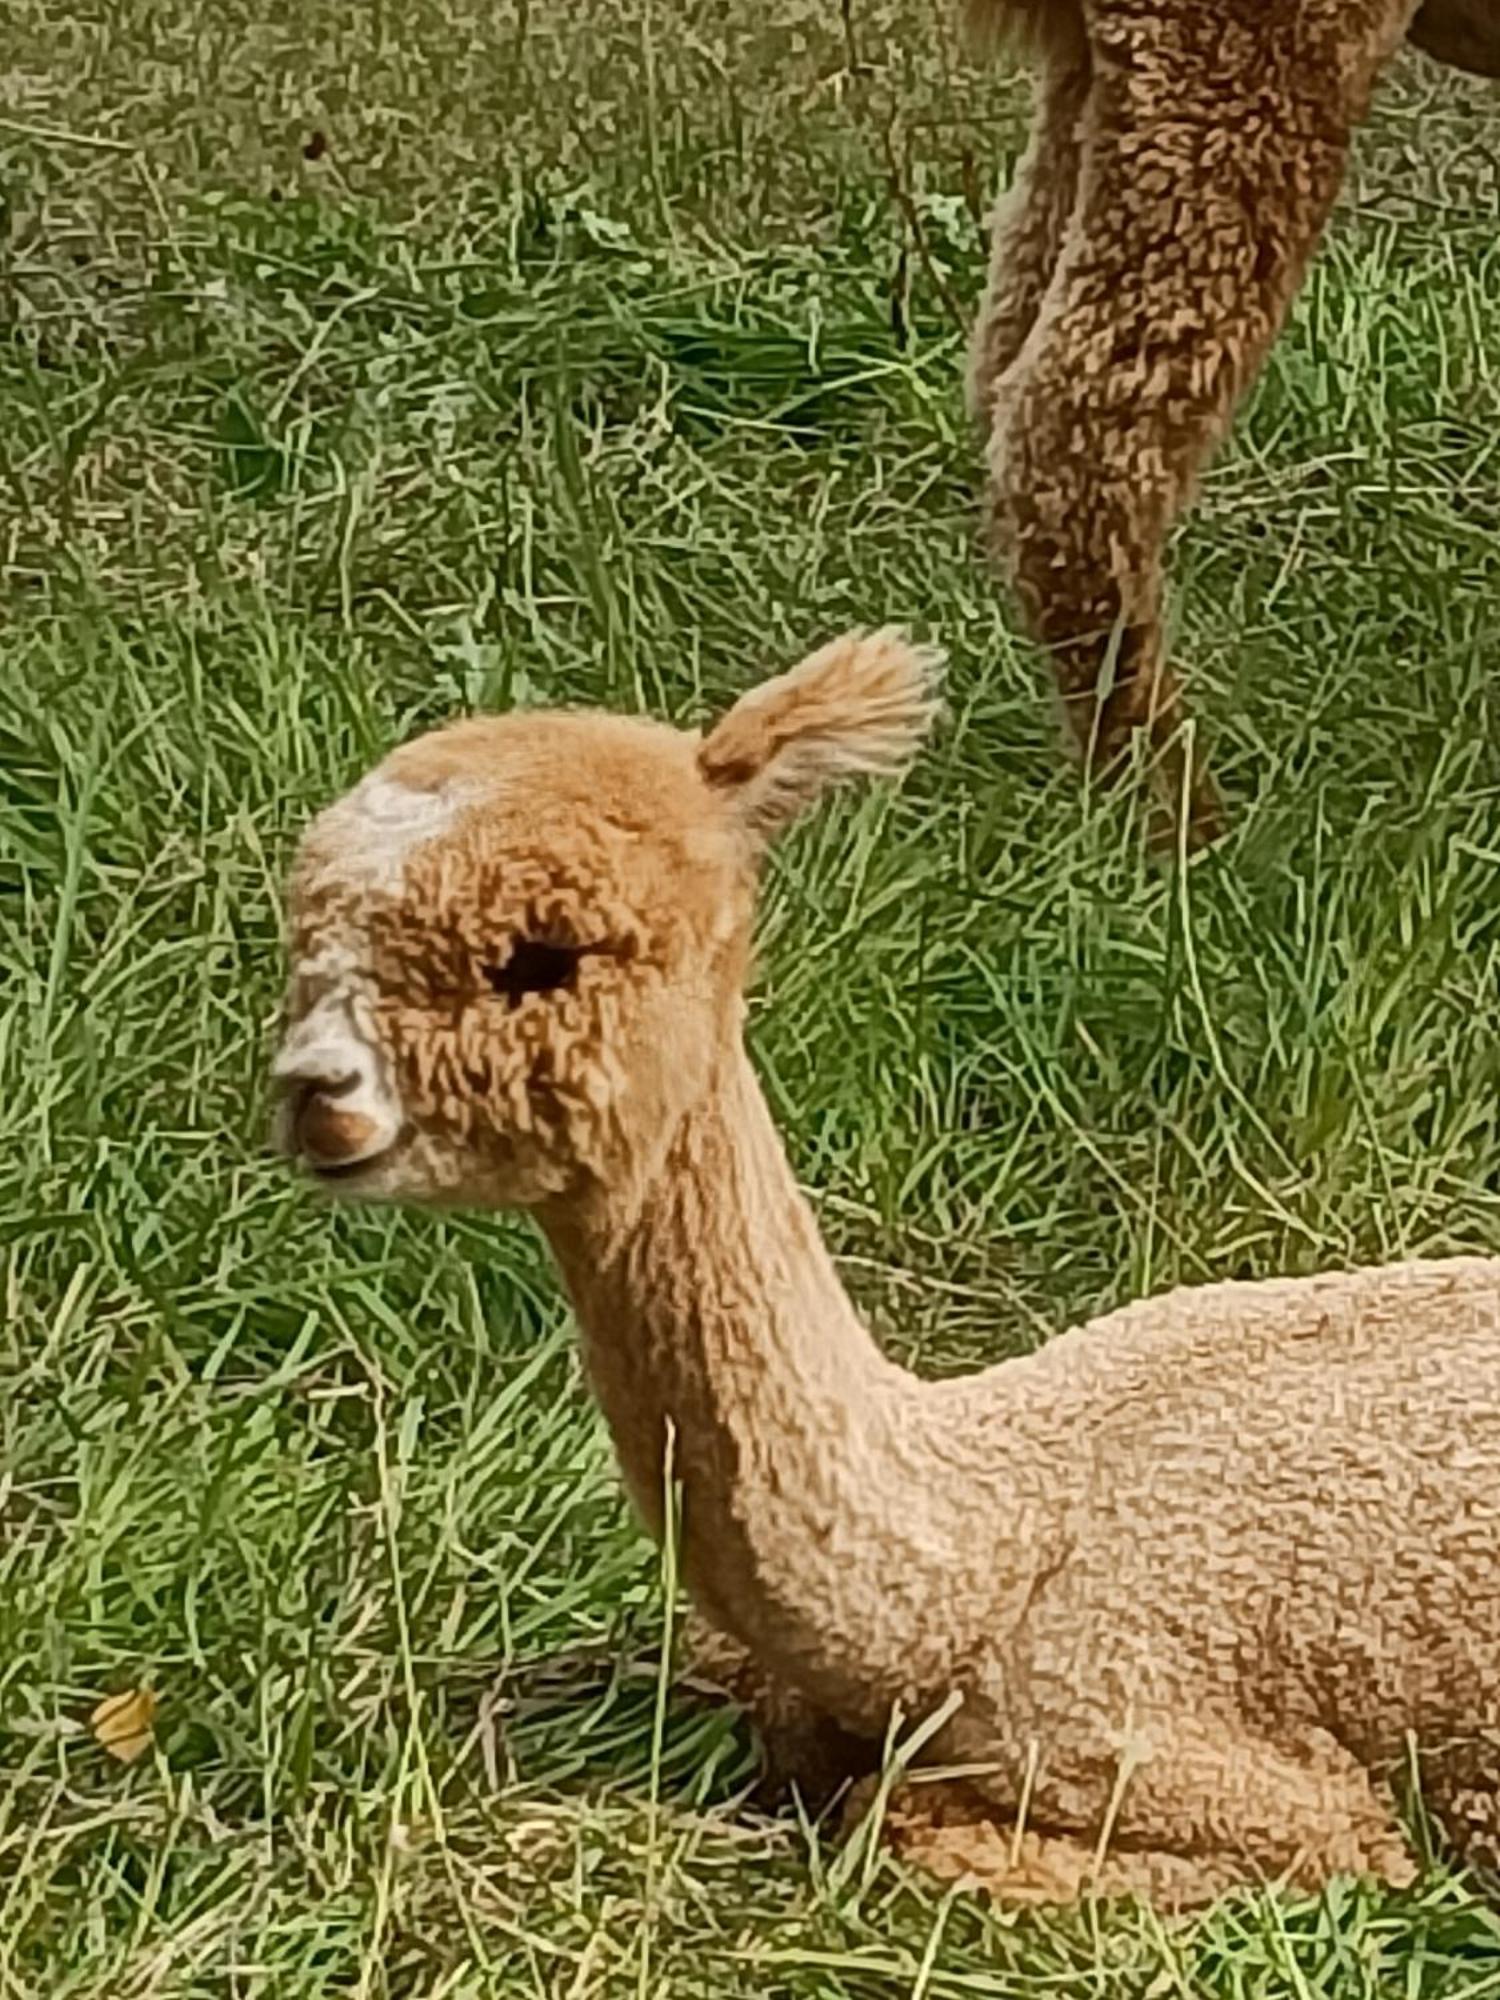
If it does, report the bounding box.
[698,628,944,842]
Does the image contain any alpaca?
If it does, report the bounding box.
[273,630,1500,1907]
[967,0,1500,842]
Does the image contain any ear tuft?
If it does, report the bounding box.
[698,628,944,842]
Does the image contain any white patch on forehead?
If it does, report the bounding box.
[311,771,475,896]
[277,772,473,1165]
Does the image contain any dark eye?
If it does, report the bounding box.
[483,939,584,1005]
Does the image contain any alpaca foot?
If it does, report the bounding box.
[1055,669,1225,854]
[1141,732,1225,857]
[1101,720,1225,857]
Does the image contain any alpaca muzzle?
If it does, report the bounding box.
[272,1010,402,1176]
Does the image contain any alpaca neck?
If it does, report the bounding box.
[540,1045,975,1730]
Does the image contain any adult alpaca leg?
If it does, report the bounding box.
[985,0,1415,845]
[966,6,1090,426]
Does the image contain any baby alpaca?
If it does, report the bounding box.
[274,630,1500,1907]
[968,0,1500,840]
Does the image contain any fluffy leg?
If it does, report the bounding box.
[846,1717,1416,1908]
[966,7,1090,425]
[861,1779,1255,1909]
[985,0,1413,845]
[678,1611,879,1810]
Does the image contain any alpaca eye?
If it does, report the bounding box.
[483,939,584,1005]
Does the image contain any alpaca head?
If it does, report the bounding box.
[274,629,942,1211]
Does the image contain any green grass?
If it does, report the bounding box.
[3,0,1500,1990]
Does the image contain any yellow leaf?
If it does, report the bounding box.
[90,1687,158,1765]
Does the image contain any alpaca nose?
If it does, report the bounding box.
[273,1015,401,1173]
[288,1078,383,1170]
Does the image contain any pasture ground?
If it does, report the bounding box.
[3,1,1499,1991]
